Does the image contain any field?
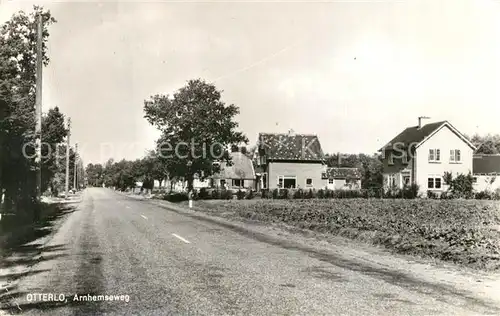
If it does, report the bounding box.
[187,198,500,270]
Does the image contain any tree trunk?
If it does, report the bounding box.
[186,174,194,192]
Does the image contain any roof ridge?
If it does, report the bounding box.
[410,120,447,129]
[259,132,318,137]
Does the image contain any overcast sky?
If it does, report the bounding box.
[1,0,500,164]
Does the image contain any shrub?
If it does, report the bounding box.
[293,189,304,199]
[221,189,233,200]
[278,189,289,199]
[446,172,475,199]
[402,184,419,199]
[163,192,189,202]
[211,189,221,200]
[385,189,402,199]
[475,190,493,200]
[427,190,438,199]
[440,191,452,199]
[198,187,210,200]
[261,189,270,199]
[317,189,325,199]
[236,189,246,200]
[324,189,333,199]
[271,189,279,199]
[494,188,500,200]
[245,190,255,200]
[305,189,315,199]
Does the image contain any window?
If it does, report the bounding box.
[388,174,396,187]
[306,178,313,187]
[429,149,440,162]
[278,176,296,189]
[232,179,244,187]
[403,176,410,186]
[473,177,478,183]
[450,149,461,162]
[427,177,442,189]
[328,179,334,184]
[220,179,226,188]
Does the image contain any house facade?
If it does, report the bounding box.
[324,167,362,190]
[472,154,500,192]
[211,151,256,191]
[380,119,475,195]
[255,132,326,190]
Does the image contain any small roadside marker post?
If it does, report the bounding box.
[188,190,193,209]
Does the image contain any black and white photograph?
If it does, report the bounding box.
[1,0,500,315]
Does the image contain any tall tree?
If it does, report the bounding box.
[0,6,56,218]
[144,79,248,191]
[41,106,67,194]
[469,134,500,154]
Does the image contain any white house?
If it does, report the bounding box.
[380,118,476,195]
[472,154,500,192]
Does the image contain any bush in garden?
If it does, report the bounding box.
[402,184,419,199]
[271,189,279,199]
[221,189,233,200]
[245,190,255,200]
[385,188,402,199]
[324,189,333,199]
[317,189,325,199]
[305,189,315,199]
[210,189,221,199]
[475,190,493,200]
[440,191,452,199]
[236,189,246,200]
[261,189,270,199]
[278,188,289,199]
[427,190,438,199]
[446,172,475,199]
[293,189,304,199]
[198,187,210,200]
[494,188,500,200]
[163,192,189,202]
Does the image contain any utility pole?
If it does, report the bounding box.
[74,143,78,191]
[35,13,43,199]
[65,117,71,198]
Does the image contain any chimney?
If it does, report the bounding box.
[418,116,430,129]
[288,129,295,136]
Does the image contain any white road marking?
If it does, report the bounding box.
[141,215,148,220]
[172,233,190,244]
[125,205,130,209]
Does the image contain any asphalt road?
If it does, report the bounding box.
[2,188,500,315]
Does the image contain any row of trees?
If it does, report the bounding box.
[86,151,167,191]
[0,7,78,221]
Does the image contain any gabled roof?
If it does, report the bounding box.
[212,152,255,179]
[258,133,325,161]
[473,154,500,175]
[324,167,362,179]
[379,121,476,152]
